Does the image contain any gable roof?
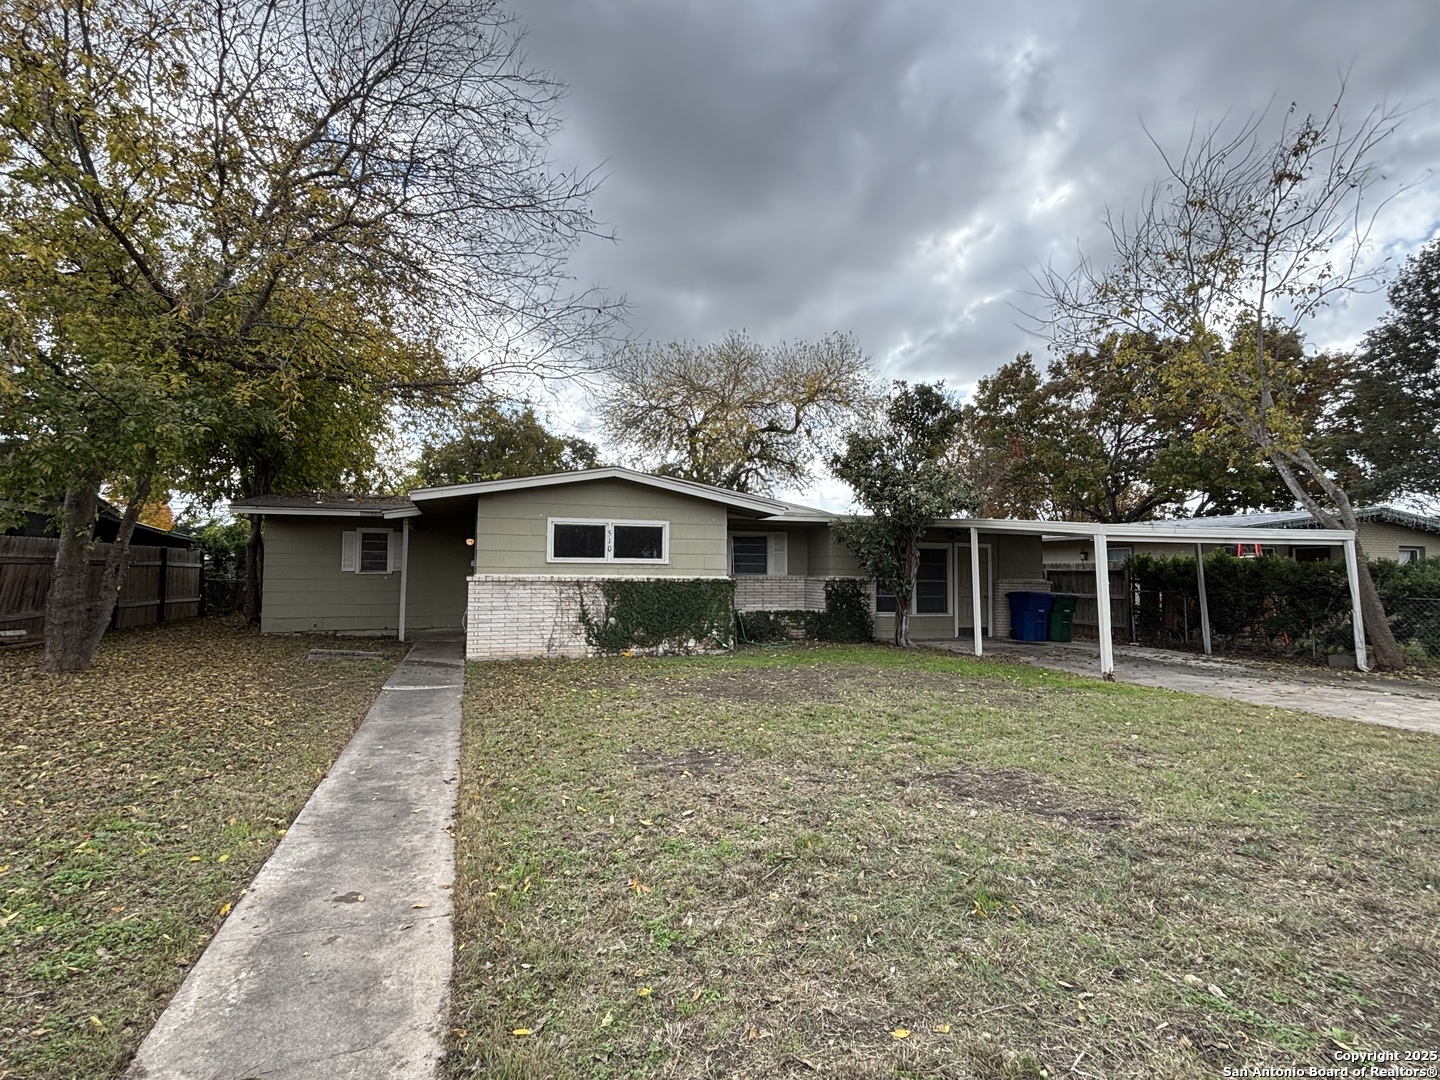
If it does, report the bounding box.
[407,467,794,516]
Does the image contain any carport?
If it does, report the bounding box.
[938,518,1367,676]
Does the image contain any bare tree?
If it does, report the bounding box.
[597,331,875,494]
[1038,85,1417,669]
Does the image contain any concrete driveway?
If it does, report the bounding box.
[937,638,1440,737]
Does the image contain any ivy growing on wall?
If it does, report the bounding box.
[735,578,874,644]
[578,578,736,654]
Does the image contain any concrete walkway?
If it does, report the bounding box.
[129,635,465,1080]
[937,638,1440,737]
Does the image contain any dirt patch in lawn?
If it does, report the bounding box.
[920,766,1134,830]
[624,746,737,777]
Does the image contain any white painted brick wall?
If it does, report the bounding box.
[732,576,867,612]
[995,578,1051,639]
[466,575,737,660]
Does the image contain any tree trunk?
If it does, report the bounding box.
[243,514,264,624]
[42,474,153,671]
[43,480,104,672]
[1269,451,1406,671]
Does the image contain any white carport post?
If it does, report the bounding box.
[1342,536,1369,672]
[397,517,411,642]
[1093,529,1114,677]
[969,526,983,657]
[1194,543,1212,655]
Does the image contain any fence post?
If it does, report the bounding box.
[157,546,169,624]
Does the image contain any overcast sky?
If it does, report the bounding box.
[514,0,1440,505]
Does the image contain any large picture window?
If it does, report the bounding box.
[548,518,669,563]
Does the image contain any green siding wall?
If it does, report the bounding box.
[473,480,729,576]
[262,518,402,633]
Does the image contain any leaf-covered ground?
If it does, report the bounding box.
[448,644,1440,1079]
[0,619,404,1079]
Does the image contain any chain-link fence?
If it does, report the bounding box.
[1388,596,1440,666]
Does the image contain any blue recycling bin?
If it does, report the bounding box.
[1007,591,1055,641]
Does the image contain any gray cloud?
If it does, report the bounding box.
[518,0,1440,411]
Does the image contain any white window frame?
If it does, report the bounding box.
[341,528,395,574]
[1399,546,1424,564]
[1106,545,1133,566]
[547,517,670,564]
[875,543,951,617]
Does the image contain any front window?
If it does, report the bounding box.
[875,547,948,615]
[915,547,948,614]
[1399,546,1424,564]
[548,519,668,563]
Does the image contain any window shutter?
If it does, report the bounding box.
[768,532,788,576]
[386,530,397,573]
[341,531,358,572]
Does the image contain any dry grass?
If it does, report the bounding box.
[448,644,1440,1079]
[0,619,404,1079]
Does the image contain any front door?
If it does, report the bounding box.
[955,544,992,636]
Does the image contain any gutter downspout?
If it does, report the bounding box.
[398,518,411,642]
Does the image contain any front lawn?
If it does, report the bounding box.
[449,644,1439,1079]
[0,620,405,1079]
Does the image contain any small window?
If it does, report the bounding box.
[875,584,897,614]
[553,522,606,559]
[547,519,668,563]
[1106,545,1132,566]
[1399,546,1425,564]
[342,528,393,574]
[915,547,948,614]
[731,535,768,576]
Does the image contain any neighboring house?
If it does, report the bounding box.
[231,467,1372,671]
[5,501,194,548]
[1043,506,1438,566]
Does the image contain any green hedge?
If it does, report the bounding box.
[578,578,736,654]
[1130,552,1440,655]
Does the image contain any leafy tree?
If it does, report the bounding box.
[413,402,601,486]
[1038,87,1410,669]
[962,339,1298,521]
[597,331,875,494]
[0,0,618,666]
[829,383,977,647]
[1338,239,1440,508]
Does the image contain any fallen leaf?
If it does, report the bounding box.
[218,902,232,916]
[412,902,431,909]
[891,1029,911,1039]
[933,1023,951,1034]
[87,1016,104,1031]
[512,1028,532,1037]
[637,986,652,997]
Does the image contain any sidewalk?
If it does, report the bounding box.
[940,637,1440,737]
[129,635,465,1079]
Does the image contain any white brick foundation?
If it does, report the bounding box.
[732,576,869,612]
[466,575,738,660]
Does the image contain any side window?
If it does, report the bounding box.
[341,529,394,574]
[731,535,768,576]
[915,547,948,614]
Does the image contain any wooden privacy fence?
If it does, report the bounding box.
[1044,562,1132,644]
[0,535,203,643]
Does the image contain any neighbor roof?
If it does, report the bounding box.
[1115,506,1440,537]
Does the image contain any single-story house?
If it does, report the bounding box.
[1043,506,1438,566]
[231,468,1374,673]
